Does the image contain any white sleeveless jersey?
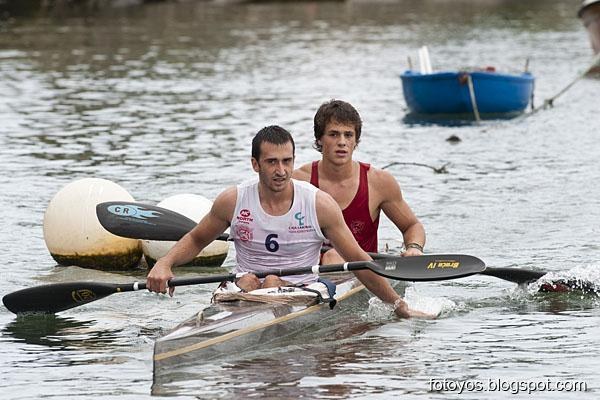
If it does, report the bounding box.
[231,178,325,285]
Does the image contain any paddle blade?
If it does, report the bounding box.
[480,267,546,285]
[2,282,123,314]
[96,201,197,241]
[368,254,486,281]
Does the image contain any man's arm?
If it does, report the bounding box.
[146,187,235,295]
[371,168,426,256]
[315,191,432,318]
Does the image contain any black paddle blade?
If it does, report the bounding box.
[2,282,124,314]
[96,201,197,241]
[480,267,546,285]
[368,254,486,281]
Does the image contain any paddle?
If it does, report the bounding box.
[96,201,551,286]
[96,201,228,242]
[370,252,546,285]
[2,254,484,314]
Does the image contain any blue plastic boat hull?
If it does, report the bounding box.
[400,70,535,115]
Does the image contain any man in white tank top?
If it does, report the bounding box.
[231,178,325,286]
[146,126,432,318]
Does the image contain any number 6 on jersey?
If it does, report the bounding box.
[265,233,279,252]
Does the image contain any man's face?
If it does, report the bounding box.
[318,119,357,164]
[252,141,294,192]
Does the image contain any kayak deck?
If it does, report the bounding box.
[153,273,370,378]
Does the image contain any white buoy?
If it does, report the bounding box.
[43,178,142,270]
[142,194,229,267]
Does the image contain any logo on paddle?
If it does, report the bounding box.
[71,289,97,303]
[107,204,162,220]
[384,261,397,270]
[427,260,460,269]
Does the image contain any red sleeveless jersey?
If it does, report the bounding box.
[310,161,379,252]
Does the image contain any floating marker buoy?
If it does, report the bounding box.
[446,134,461,143]
[142,194,229,267]
[43,178,142,270]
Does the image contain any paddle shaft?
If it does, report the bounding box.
[146,261,366,290]
[66,261,366,294]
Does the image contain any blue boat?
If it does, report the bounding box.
[400,70,535,116]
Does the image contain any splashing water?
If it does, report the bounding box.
[365,286,457,320]
[528,264,600,295]
[404,286,458,317]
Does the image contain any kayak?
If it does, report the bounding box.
[152,272,386,381]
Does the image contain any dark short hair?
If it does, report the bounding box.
[313,100,362,152]
[251,125,295,160]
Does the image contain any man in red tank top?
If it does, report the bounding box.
[293,100,426,317]
[309,160,379,252]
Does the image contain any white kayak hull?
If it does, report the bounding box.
[152,273,376,381]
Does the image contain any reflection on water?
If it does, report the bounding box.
[401,111,527,127]
[152,322,413,398]
[4,314,121,351]
[533,292,600,314]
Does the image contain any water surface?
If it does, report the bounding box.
[1,0,599,398]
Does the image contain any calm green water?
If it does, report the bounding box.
[1,0,599,398]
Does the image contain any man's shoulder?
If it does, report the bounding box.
[292,162,314,181]
[366,164,393,183]
[364,164,401,197]
[210,186,238,222]
[296,161,314,170]
[215,185,237,201]
[314,189,340,219]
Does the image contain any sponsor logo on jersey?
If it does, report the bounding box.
[294,212,305,227]
[236,225,253,242]
[289,211,315,233]
[236,208,254,223]
[350,219,365,235]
